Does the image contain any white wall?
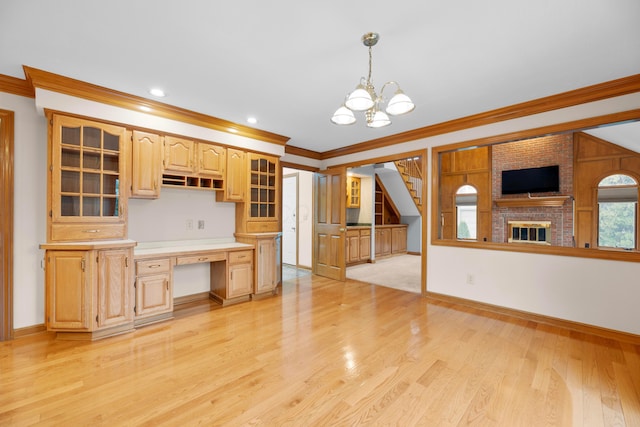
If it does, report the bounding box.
[128,188,237,297]
[1,92,47,329]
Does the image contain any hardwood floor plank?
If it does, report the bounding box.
[1,273,639,426]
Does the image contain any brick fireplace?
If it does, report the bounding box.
[492,134,574,247]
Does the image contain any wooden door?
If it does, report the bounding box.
[314,168,346,281]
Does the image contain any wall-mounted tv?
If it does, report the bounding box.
[501,165,560,195]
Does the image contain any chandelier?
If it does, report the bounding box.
[331,32,415,128]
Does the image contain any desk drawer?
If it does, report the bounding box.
[136,258,171,275]
[176,252,226,265]
[228,250,253,264]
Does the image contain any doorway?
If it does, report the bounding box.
[282,173,298,266]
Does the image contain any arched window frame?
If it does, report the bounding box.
[596,173,639,250]
[455,184,478,241]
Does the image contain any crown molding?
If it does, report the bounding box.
[0,74,35,98]
[284,144,322,160]
[22,66,290,146]
[320,73,640,160]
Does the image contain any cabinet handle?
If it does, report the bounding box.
[198,257,208,261]
[83,229,101,233]
[148,264,162,268]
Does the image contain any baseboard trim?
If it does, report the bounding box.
[173,292,210,307]
[425,291,640,345]
[14,324,46,339]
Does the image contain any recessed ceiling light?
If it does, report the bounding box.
[149,88,166,97]
[247,117,257,124]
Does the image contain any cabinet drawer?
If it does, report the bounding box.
[176,252,225,265]
[136,258,171,275]
[360,229,371,236]
[228,250,253,264]
[245,221,279,233]
[50,223,126,242]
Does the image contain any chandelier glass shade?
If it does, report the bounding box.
[331,32,414,128]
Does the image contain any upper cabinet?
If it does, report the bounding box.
[163,136,195,173]
[198,143,226,177]
[217,148,246,202]
[346,176,361,208]
[235,153,280,233]
[48,114,128,242]
[131,130,162,199]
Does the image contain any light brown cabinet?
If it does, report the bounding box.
[131,130,162,199]
[391,226,408,254]
[359,229,371,260]
[217,148,246,202]
[236,153,280,233]
[346,230,361,264]
[210,249,253,304]
[375,227,392,257]
[48,114,128,242]
[134,258,173,325]
[42,241,136,340]
[163,136,195,173]
[374,225,407,258]
[235,233,281,296]
[346,176,361,208]
[198,143,226,177]
[345,228,371,265]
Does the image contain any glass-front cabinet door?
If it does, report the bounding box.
[49,114,127,242]
[249,154,278,220]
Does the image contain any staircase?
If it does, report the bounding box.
[394,157,423,213]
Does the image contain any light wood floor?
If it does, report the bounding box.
[2,273,640,426]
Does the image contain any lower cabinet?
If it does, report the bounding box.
[235,232,281,297]
[375,228,392,258]
[346,228,372,265]
[42,241,136,340]
[210,249,254,305]
[375,225,408,258]
[134,258,173,326]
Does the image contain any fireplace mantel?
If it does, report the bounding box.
[494,195,570,208]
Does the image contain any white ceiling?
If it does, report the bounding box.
[1,1,639,153]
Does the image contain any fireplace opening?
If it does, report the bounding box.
[508,221,551,245]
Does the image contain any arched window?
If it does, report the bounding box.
[597,174,638,249]
[456,185,477,240]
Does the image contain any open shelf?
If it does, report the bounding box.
[162,174,223,191]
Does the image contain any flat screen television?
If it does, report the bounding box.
[501,165,560,195]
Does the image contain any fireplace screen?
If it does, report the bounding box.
[508,221,551,245]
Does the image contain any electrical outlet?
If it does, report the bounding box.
[466,274,474,285]
[186,219,193,230]
[198,220,205,230]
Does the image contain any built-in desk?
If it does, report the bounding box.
[134,239,255,325]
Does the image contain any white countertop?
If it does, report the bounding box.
[134,238,253,257]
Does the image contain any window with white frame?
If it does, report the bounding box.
[456,185,477,240]
[597,174,638,250]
